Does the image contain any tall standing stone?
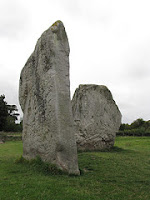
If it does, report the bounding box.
[19,21,79,175]
[72,85,121,151]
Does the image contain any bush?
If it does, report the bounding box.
[118,118,150,136]
[117,129,150,137]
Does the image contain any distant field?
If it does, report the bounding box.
[0,137,150,200]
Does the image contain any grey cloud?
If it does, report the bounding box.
[57,0,81,15]
[127,64,150,80]
[57,0,112,24]
[121,42,150,81]
[0,0,30,39]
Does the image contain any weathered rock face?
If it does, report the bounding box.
[19,21,79,175]
[72,85,121,151]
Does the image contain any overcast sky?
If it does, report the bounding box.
[0,0,150,123]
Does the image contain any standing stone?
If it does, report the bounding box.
[72,85,121,151]
[19,21,79,175]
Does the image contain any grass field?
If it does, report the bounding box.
[0,137,150,200]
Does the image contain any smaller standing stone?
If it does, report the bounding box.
[72,84,122,151]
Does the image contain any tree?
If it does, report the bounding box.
[130,118,145,129]
[7,104,19,123]
[0,95,8,131]
[119,123,126,131]
[0,95,20,131]
[118,118,150,136]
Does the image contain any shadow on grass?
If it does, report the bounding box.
[106,146,130,153]
[15,156,67,176]
[78,146,134,154]
[15,156,81,177]
[101,179,150,185]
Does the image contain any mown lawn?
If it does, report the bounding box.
[0,137,150,200]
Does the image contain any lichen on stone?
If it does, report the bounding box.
[51,20,62,31]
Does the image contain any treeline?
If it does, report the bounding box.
[117,118,150,136]
[0,95,22,132]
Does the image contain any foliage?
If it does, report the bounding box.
[130,118,145,129]
[0,138,150,199]
[118,118,150,136]
[0,95,8,131]
[0,95,22,132]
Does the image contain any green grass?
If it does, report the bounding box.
[0,137,150,200]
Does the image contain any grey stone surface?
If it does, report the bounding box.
[19,21,79,175]
[72,84,121,151]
